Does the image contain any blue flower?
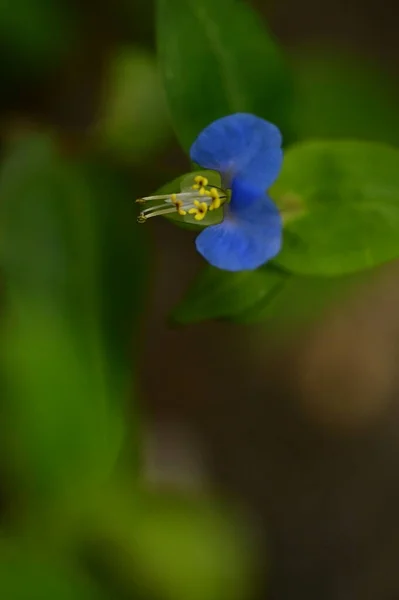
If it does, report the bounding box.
[191,113,283,271]
[137,113,283,272]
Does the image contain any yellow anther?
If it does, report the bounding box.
[208,188,221,211]
[195,175,209,187]
[170,193,187,216]
[188,200,208,221]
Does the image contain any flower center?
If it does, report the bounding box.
[136,175,227,223]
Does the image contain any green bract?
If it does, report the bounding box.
[155,170,225,229]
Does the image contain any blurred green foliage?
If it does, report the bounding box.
[0,542,104,599]
[291,48,399,145]
[85,488,255,600]
[131,491,253,600]
[0,135,145,506]
[0,0,79,75]
[0,126,252,599]
[0,0,265,591]
[95,47,172,163]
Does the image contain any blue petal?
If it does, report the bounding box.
[190,113,283,191]
[195,194,282,271]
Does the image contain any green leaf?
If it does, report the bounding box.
[85,487,255,600]
[95,47,172,164]
[290,47,399,145]
[171,264,363,325]
[172,267,282,324]
[131,492,254,600]
[272,140,399,276]
[0,0,78,75]
[156,0,293,151]
[0,135,146,506]
[0,542,104,600]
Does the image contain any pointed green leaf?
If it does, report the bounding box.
[156,0,293,151]
[171,264,364,326]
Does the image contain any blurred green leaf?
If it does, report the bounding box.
[78,162,147,409]
[0,135,146,506]
[87,487,255,600]
[117,0,154,47]
[156,0,293,151]
[131,492,254,600]
[290,47,399,145]
[0,542,104,600]
[173,267,282,324]
[0,0,78,74]
[171,264,362,325]
[272,140,399,276]
[95,47,172,164]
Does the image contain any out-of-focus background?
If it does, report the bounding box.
[2,1,399,599]
[143,3,399,598]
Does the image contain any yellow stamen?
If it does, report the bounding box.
[192,175,208,191]
[135,182,228,224]
[171,193,187,215]
[188,200,208,221]
[195,175,209,187]
[208,188,221,211]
